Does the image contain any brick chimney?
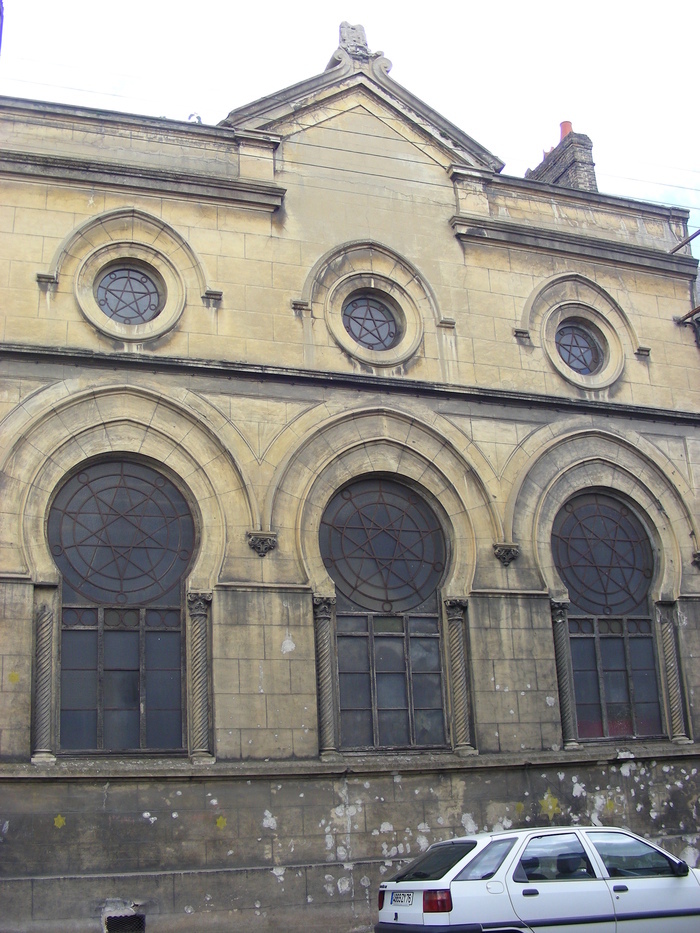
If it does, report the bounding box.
[525,121,598,193]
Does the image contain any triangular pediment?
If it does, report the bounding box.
[220,43,503,174]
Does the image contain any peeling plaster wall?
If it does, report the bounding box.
[1,754,699,931]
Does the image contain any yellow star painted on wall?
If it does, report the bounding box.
[54,814,66,828]
[216,816,227,830]
[539,790,562,819]
[8,671,20,684]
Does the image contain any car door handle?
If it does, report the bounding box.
[612,885,628,893]
[522,888,539,896]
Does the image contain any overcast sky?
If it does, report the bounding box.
[0,0,697,256]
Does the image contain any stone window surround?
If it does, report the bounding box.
[76,242,186,342]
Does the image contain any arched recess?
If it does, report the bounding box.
[41,208,215,343]
[505,430,699,603]
[299,240,451,372]
[48,208,211,293]
[266,407,503,596]
[0,384,258,590]
[519,273,645,391]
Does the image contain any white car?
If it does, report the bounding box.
[376,825,700,932]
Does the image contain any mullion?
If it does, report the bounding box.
[404,618,417,746]
[368,619,379,747]
[139,608,146,750]
[593,624,609,737]
[623,624,637,736]
[97,607,105,750]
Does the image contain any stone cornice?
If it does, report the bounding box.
[0,148,285,211]
[450,166,691,224]
[1,343,698,427]
[451,213,698,277]
[0,739,694,783]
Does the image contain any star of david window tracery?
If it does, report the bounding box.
[320,479,448,751]
[95,265,165,325]
[551,493,662,741]
[555,321,604,376]
[49,461,194,753]
[341,293,400,352]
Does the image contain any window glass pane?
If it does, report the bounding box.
[517,834,593,881]
[374,637,404,671]
[376,673,408,709]
[601,638,625,671]
[412,673,442,709]
[587,832,674,877]
[455,838,516,881]
[146,632,180,670]
[394,842,477,882]
[341,709,373,747]
[104,671,139,710]
[408,617,439,634]
[635,702,662,735]
[61,670,97,709]
[338,637,369,672]
[147,671,180,710]
[576,704,604,738]
[374,616,403,633]
[104,710,139,749]
[378,709,409,746]
[62,630,97,670]
[60,710,97,749]
[147,709,182,749]
[104,631,139,670]
[410,637,440,672]
[336,615,368,633]
[414,709,445,745]
[339,673,371,709]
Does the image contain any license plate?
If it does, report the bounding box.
[390,892,413,906]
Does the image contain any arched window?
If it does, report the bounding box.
[49,461,195,752]
[319,478,448,751]
[551,493,662,740]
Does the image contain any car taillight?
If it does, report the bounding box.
[378,890,385,910]
[423,889,452,913]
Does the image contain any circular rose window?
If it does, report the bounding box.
[319,478,445,613]
[555,321,604,375]
[95,264,165,325]
[342,293,401,350]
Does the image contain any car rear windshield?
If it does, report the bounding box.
[454,837,517,881]
[391,842,478,882]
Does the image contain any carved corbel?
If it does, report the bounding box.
[247,532,278,557]
[493,543,520,566]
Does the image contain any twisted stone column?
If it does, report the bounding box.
[551,601,578,748]
[657,602,690,743]
[32,602,54,758]
[313,596,338,758]
[187,592,213,758]
[444,599,474,754]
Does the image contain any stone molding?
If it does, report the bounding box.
[0,148,285,211]
[451,214,697,277]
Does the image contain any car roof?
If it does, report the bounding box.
[433,825,635,845]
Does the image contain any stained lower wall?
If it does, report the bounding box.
[1,750,699,931]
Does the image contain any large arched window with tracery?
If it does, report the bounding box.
[319,478,448,751]
[551,493,663,740]
[49,460,195,752]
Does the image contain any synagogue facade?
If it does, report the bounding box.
[0,23,698,933]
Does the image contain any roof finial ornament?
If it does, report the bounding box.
[339,22,370,58]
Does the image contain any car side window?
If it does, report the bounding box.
[513,833,595,882]
[586,832,676,878]
[453,838,516,881]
